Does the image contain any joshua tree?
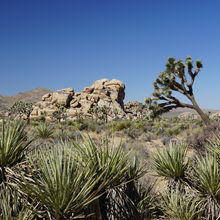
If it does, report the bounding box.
[52,103,66,122]
[10,101,33,123]
[100,105,111,123]
[89,106,100,122]
[145,56,211,125]
[136,103,148,119]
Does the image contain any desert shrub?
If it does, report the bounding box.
[141,122,154,132]
[0,184,36,220]
[167,125,181,136]
[74,118,89,130]
[53,129,70,141]
[29,119,40,127]
[65,120,75,126]
[0,121,32,177]
[194,118,204,127]
[87,122,99,132]
[20,145,106,219]
[189,154,220,219]
[35,123,54,139]
[187,123,220,152]
[206,135,220,159]
[141,132,156,142]
[125,127,143,139]
[71,137,145,219]
[109,120,133,132]
[102,180,157,220]
[169,116,181,123]
[96,124,106,134]
[161,190,203,220]
[137,182,159,218]
[155,127,166,136]
[0,121,35,218]
[54,130,83,142]
[152,143,188,191]
[72,118,99,131]
[133,121,147,129]
[160,135,171,145]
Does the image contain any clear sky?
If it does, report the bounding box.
[0,0,220,109]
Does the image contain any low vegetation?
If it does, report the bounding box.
[0,110,219,219]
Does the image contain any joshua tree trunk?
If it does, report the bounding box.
[0,167,6,183]
[87,199,103,220]
[189,95,211,126]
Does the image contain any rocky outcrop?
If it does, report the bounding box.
[178,112,199,120]
[124,101,149,119]
[210,111,220,120]
[30,79,126,121]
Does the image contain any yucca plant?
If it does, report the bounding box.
[71,137,145,220]
[206,135,220,159]
[137,182,159,219]
[151,143,188,191]
[72,137,144,188]
[19,145,106,220]
[35,123,54,139]
[161,190,204,220]
[0,120,32,183]
[190,154,220,219]
[0,184,35,220]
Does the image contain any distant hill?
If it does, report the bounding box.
[0,88,52,112]
[164,107,218,117]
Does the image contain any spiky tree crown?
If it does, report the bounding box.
[146,56,203,117]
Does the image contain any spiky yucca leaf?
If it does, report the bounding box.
[137,182,159,218]
[190,154,220,220]
[192,154,220,197]
[35,123,54,139]
[162,190,203,220]
[0,121,31,169]
[206,135,220,159]
[20,145,106,219]
[72,137,144,189]
[0,184,35,220]
[152,143,188,180]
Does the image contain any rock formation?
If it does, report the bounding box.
[178,112,199,120]
[210,111,220,120]
[124,101,148,119]
[30,79,126,121]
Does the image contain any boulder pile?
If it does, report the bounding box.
[178,112,198,120]
[124,101,148,119]
[210,111,220,120]
[30,79,126,121]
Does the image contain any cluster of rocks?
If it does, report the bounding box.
[177,112,199,120]
[124,101,149,119]
[210,111,220,120]
[30,79,127,121]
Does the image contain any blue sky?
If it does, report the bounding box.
[0,0,220,109]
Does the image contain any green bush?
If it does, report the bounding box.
[109,120,133,132]
[167,125,181,136]
[35,123,54,139]
[161,191,203,220]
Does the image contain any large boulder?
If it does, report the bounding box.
[30,79,126,121]
[210,111,220,120]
